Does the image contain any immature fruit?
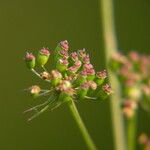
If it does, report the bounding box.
[56,58,68,72]
[97,84,112,100]
[73,70,87,87]
[30,85,41,98]
[54,40,69,63]
[77,81,89,99]
[70,52,78,61]
[37,48,50,67]
[86,68,95,80]
[50,70,62,86]
[57,80,74,102]
[24,52,35,69]
[95,70,107,86]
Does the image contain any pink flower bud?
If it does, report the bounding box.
[83,63,93,70]
[80,70,87,76]
[96,70,107,78]
[83,54,90,64]
[59,58,69,65]
[70,52,78,60]
[56,58,69,72]
[74,60,82,67]
[87,68,95,75]
[112,52,128,64]
[68,66,77,72]
[59,40,69,51]
[24,52,35,69]
[59,49,69,58]
[102,83,112,94]
[51,70,62,78]
[81,81,90,89]
[128,51,139,62]
[25,52,35,60]
[40,48,50,55]
[50,70,62,86]
[78,49,86,58]
[37,48,50,67]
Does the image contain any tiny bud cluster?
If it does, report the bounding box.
[23,40,112,120]
[139,133,150,150]
[110,51,150,118]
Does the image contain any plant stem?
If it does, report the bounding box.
[126,113,137,150]
[31,69,50,83]
[99,0,126,150]
[67,99,97,150]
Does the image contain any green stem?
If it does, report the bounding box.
[67,100,97,150]
[31,69,50,83]
[127,113,137,150]
[99,0,126,150]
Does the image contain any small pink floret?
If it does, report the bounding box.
[70,52,78,60]
[80,70,87,76]
[97,70,107,78]
[83,64,93,70]
[102,83,111,93]
[40,48,50,55]
[68,66,77,71]
[25,52,35,60]
[74,60,81,67]
[60,40,69,50]
[86,68,95,75]
[59,58,68,65]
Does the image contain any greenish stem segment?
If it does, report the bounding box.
[67,100,97,150]
[31,69,50,83]
[126,113,137,150]
[99,0,126,150]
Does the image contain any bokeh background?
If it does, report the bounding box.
[0,0,150,149]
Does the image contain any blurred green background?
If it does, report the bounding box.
[0,0,150,149]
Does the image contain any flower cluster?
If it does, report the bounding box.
[24,40,112,121]
[110,51,150,118]
[139,133,150,150]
